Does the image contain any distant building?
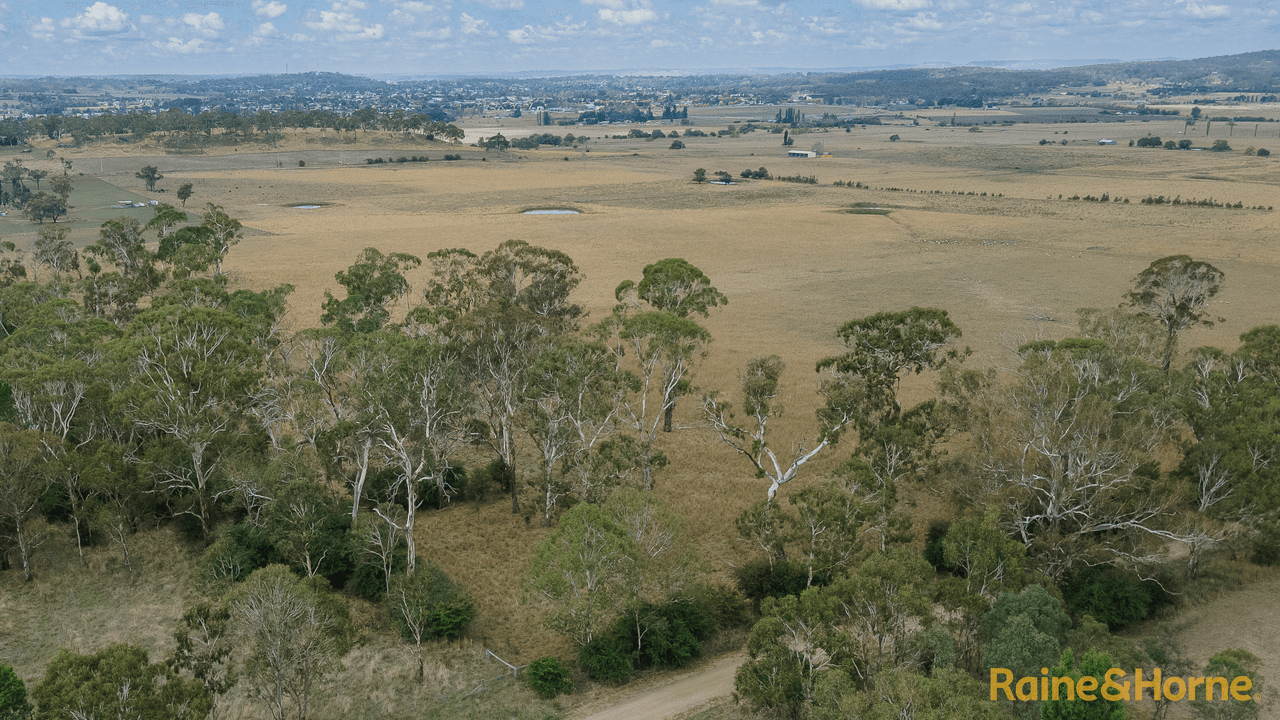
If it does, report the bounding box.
[787,150,816,158]
[1097,139,1117,145]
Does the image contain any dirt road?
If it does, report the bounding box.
[572,652,745,720]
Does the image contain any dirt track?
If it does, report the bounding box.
[571,652,745,720]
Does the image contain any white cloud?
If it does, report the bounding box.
[460,12,494,34]
[903,11,941,29]
[597,6,658,23]
[853,0,930,10]
[1179,0,1228,18]
[469,0,526,10]
[254,21,280,36]
[253,1,288,18]
[63,2,131,36]
[30,17,56,39]
[304,2,386,39]
[506,19,586,44]
[396,1,440,13]
[584,0,658,24]
[153,36,207,53]
[183,12,225,37]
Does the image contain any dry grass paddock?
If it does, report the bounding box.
[3,115,1280,715]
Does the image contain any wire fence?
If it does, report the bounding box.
[456,649,528,699]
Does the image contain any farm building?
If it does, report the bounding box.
[1097,139,1117,145]
[787,150,817,158]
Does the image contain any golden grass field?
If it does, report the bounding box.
[3,110,1280,716]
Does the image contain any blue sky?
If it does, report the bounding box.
[0,0,1273,76]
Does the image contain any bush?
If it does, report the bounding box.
[1258,148,1271,157]
[669,140,685,149]
[430,595,475,639]
[691,583,751,631]
[346,562,387,600]
[1211,139,1232,152]
[615,601,715,671]
[578,636,634,683]
[0,664,31,719]
[1251,520,1280,566]
[1136,136,1163,148]
[922,519,948,572]
[201,521,280,582]
[1061,566,1169,630]
[297,160,305,167]
[526,657,573,699]
[734,559,812,606]
[390,563,475,642]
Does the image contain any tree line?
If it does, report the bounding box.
[0,107,464,149]
[0,197,1276,720]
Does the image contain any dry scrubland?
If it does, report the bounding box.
[3,112,1280,717]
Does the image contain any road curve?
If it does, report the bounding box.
[575,652,746,720]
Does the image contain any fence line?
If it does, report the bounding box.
[456,649,527,699]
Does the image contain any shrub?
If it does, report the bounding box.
[922,519,952,572]
[347,563,388,600]
[297,160,305,167]
[1258,148,1271,157]
[734,559,812,606]
[201,521,280,582]
[614,601,715,671]
[691,583,751,631]
[1251,520,1280,566]
[578,636,634,683]
[1061,566,1169,630]
[0,664,32,719]
[390,563,475,642]
[526,657,573,698]
[1211,139,1232,152]
[1136,136,1163,148]
[669,140,685,149]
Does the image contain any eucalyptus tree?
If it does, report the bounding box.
[524,491,696,648]
[704,354,862,503]
[294,327,388,521]
[201,203,244,280]
[0,423,54,581]
[525,338,630,524]
[615,258,726,431]
[958,336,1191,581]
[82,218,164,326]
[30,225,79,291]
[453,303,546,514]
[113,304,264,538]
[1126,254,1225,374]
[136,165,163,191]
[596,309,711,490]
[817,307,965,551]
[320,246,421,334]
[0,297,119,561]
[416,240,586,513]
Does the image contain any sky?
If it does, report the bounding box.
[0,0,1274,77]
